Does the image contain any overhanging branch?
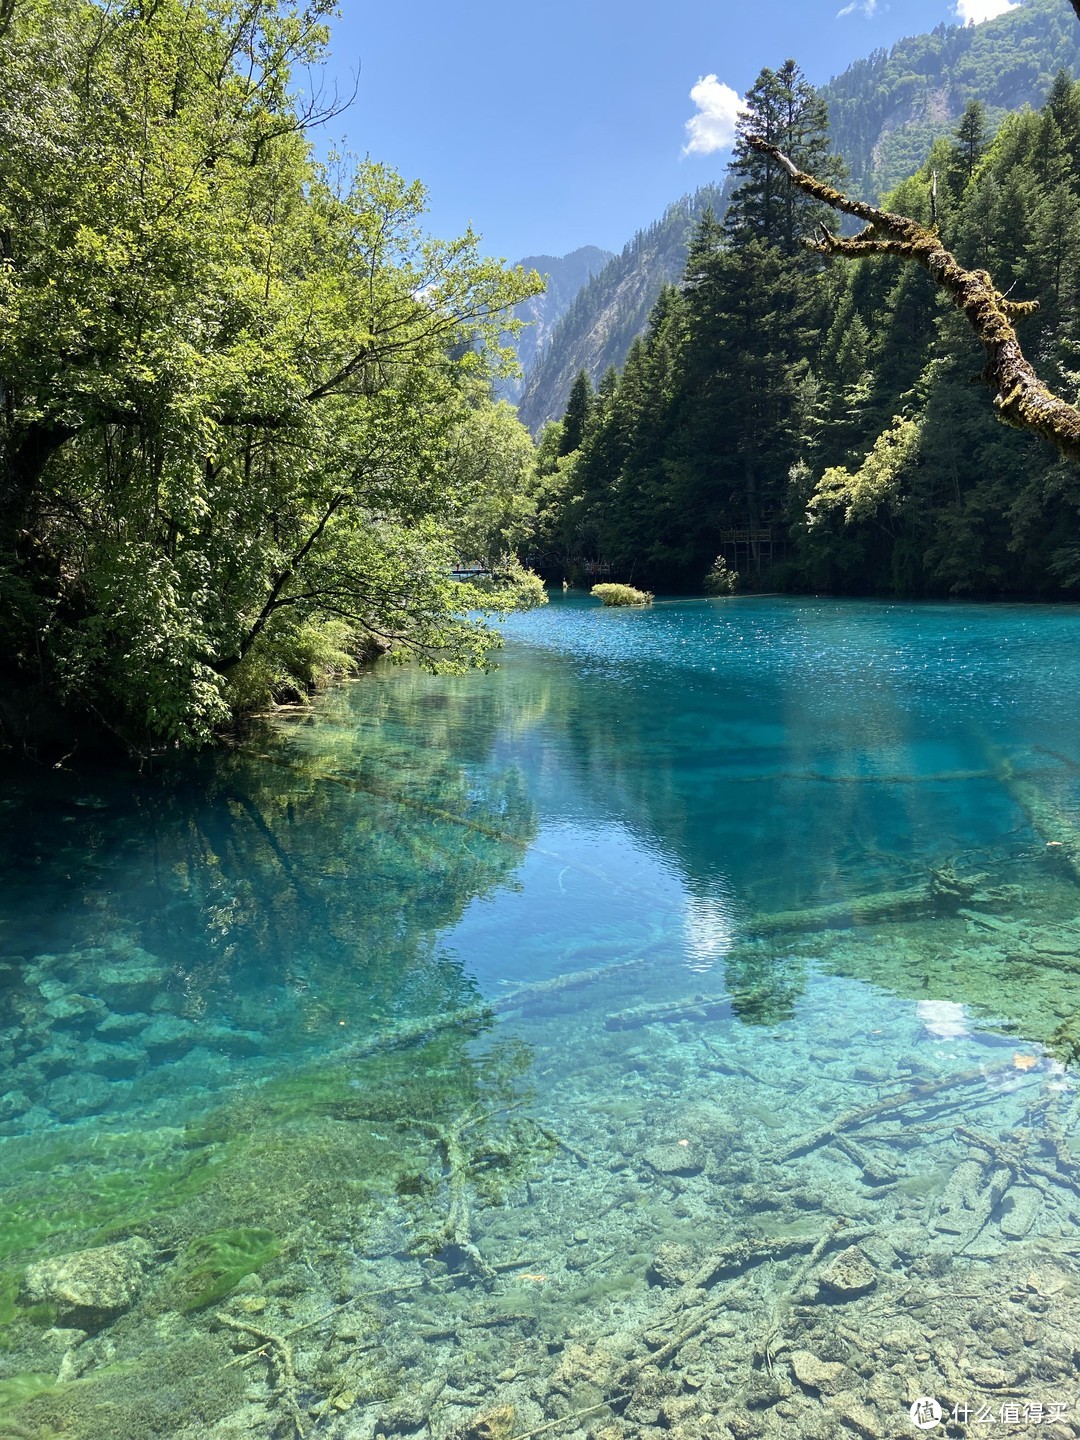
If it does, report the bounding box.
[746,134,1080,464]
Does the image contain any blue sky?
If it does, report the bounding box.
[319,0,1017,264]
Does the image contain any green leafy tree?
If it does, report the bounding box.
[0,0,543,751]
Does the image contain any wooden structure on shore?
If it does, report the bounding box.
[719,527,786,577]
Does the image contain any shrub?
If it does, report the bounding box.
[704,557,739,595]
[590,583,654,607]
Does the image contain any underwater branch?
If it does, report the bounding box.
[745,134,1080,465]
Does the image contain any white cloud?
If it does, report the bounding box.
[956,0,1018,23]
[683,75,744,157]
[837,0,878,17]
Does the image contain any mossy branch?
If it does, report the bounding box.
[747,135,1080,464]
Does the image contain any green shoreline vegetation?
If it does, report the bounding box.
[0,0,546,759]
[589,584,654,607]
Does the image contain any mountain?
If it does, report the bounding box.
[517,185,726,433]
[516,0,1080,434]
[823,0,1080,198]
[499,246,612,403]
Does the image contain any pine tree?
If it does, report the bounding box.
[726,60,841,257]
[951,101,988,189]
[1046,69,1080,166]
[559,370,594,455]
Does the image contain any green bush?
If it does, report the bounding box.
[590,583,654,607]
[704,557,739,595]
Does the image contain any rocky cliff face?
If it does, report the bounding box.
[517,186,726,434]
[498,246,613,404]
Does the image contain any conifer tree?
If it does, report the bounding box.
[726,60,840,256]
[559,370,594,456]
[951,101,988,188]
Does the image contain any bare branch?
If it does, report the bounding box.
[746,134,1080,465]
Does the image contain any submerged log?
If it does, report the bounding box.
[747,862,1002,938]
[779,1068,997,1161]
[605,992,732,1030]
[747,885,932,936]
[985,746,1080,886]
[342,956,651,1063]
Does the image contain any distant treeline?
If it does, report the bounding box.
[530,60,1080,599]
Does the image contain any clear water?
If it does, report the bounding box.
[3,595,1080,1438]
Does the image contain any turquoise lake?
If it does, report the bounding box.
[2,594,1080,1439]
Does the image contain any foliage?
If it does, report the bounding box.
[808,417,921,526]
[0,0,544,751]
[703,558,739,595]
[590,584,653,606]
[537,59,1080,600]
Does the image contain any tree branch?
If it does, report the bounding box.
[213,491,350,671]
[746,134,1080,464]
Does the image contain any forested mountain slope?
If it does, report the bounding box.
[499,246,612,403]
[824,0,1080,196]
[517,187,725,433]
[533,64,1080,601]
[516,0,1079,434]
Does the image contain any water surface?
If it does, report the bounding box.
[2,595,1080,1439]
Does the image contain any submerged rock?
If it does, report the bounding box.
[999,1185,1041,1239]
[827,1392,880,1438]
[96,1010,151,1038]
[453,1406,515,1440]
[93,953,170,1009]
[647,1242,696,1288]
[0,1089,31,1122]
[43,1071,116,1120]
[139,1013,199,1058]
[43,993,108,1027]
[819,1244,877,1298]
[642,1141,704,1176]
[789,1349,850,1395]
[23,1237,153,1324]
